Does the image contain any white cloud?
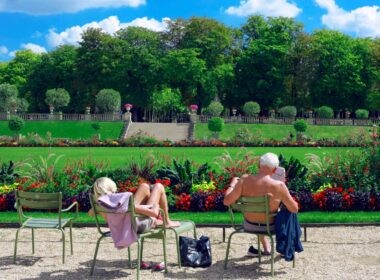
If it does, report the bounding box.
[21,43,47,53]
[0,0,146,15]
[0,45,8,55]
[47,16,169,47]
[225,0,301,17]
[316,0,380,38]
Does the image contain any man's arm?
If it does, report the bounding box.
[223,177,243,206]
[280,183,298,213]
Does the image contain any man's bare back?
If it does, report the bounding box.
[224,174,298,224]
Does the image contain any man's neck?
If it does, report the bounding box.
[257,169,272,177]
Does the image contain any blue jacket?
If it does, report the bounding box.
[275,208,303,261]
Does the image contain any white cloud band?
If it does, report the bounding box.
[316,0,380,38]
[47,16,169,47]
[225,0,301,17]
[0,0,146,15]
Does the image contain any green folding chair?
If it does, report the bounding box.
[162,220,197,268]
[13,190,78,264]
[89,194,168,280]
[224,195,294,277]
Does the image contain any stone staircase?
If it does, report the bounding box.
[124,122,192,142]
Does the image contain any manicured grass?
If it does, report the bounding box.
[195,123,371,141]
[0,121,124,140]
[0,147,360,169]
[1,211,379,224]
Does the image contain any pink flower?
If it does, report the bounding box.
[124,104,133,109]
[189,104,198,111]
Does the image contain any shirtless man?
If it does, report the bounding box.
[223,153,298,255]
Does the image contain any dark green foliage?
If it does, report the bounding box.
[45,88,71,111]
[242,101,260,116]
[156,159,210,193]
[95,89,121,113]
[204,101,224,116]
[8,116,25,132]
[0,161,19,184]
[208,117,224,135]
[315,106,334,119]
[278,106,297,118]
[293,119,307,133]
[279,154,308,191]
[355,109,369,119]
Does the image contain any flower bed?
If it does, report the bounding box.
[0,144,379,212]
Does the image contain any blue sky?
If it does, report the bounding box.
[0,0,379,60]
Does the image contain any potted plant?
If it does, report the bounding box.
[124,103,133,112]
[189,104,198,114]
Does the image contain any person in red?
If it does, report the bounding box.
[223,153,298,256]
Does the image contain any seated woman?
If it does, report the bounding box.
[88,177,180,233]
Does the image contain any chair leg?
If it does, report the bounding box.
[175,232,181,268]
[140,237,144,262]
[293,254,296,268]
[127,246,132,268]
[270,235,274,277]
[137,240,141,280]
[60,229,66,264]
[69,223,73,255]
[32,228,35,254]
[257,235,261,264]
[90,236,104,276]
[162,233,168,273]
[224,231,238,269]
[13,228,22,264]
[193,223,197,239]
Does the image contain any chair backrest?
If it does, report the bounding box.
[89,193,137,235]
[229,195,276,234]
[15,190,63,226]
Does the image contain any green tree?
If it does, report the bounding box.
[278,106,297,118]
[204,101,224,116]
[95,89,121,113]
[208,117,224,138]
[45,88,71,112]
[243,101,260,116]
[150,88,185,113]
[8,116,25,141]
[0,84,18,112]
[315,106,334,119]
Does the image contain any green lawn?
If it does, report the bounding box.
[195,123,371,141]
[0,121,124,140]
[0,147,360,169]
[1,211,379,224]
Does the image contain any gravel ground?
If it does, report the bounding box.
[0,226,379,280]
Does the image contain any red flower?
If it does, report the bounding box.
[175,193,191,211]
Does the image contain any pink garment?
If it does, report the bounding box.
[97,192,137,249]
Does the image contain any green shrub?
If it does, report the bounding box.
[208,117,224,138]
[233,127,253,142]
[204,101,224,116]
[294,119,308,133]
[150,88,185,113]
[315,106,333,119]
[0,83,18,112]
[95,89,121,113]
[242,101,260,116]
[8,116,25,132]
[278,106,297,118]
[45,88,71,111]
[355,109,369,119]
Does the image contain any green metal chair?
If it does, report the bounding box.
[89,194,168,280]
[13,190,78,264]
[224,195,294,277]
[162,220,197,268]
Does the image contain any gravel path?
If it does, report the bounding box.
[1,226,379,280]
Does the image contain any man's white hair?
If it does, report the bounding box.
[93,177,117,199]
[260,153,279,170]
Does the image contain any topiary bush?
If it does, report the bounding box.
[242,101,260,116]
[95,89,121,113]
[204,101,224,116]
[45,88,71,112]
[355,109,369,119]
[8,116,25,141]
[315,106,333,119]
[278,106,297,118]
[208,117,224,138]
[293,119,308,133]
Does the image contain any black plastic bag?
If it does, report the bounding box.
[179,235,212,267]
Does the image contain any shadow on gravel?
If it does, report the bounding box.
[165,255,287,279]
[21,260,132,280]
[0,255,41,268]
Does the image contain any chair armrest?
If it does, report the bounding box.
[61,201,79,221]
